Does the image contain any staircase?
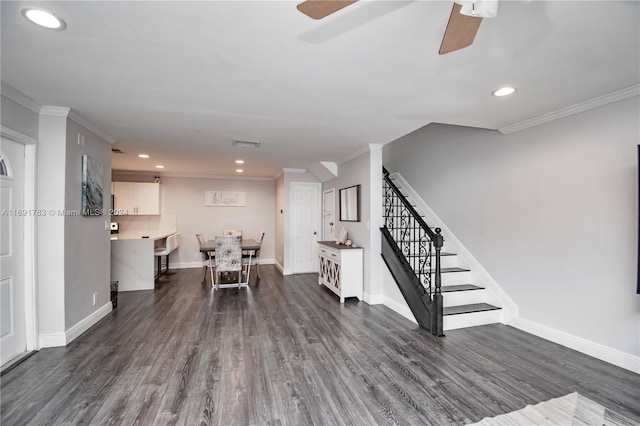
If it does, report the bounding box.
[382,168,503,332]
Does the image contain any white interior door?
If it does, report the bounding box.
[1,138,27,366]
[292,182,321,273]
[323,188,335,241]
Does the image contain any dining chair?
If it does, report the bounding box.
[243,231,265,280]
[214,235,243,290]
[196,233,215,285]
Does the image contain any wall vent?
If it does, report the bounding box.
[232,140,261,148]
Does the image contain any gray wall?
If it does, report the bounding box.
[383,96,640,358]
[64,119,112,328]
[324,152,373,297]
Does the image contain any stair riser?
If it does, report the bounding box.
[439,270,472,286]
[442,289,488,307]
[443,309,502,331]
[403,256,459,273]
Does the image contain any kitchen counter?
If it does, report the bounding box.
[110,231,175,241]
[111,231,175,291]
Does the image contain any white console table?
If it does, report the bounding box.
[317,241,363,303]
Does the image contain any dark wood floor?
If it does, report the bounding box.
[2,266,639,425]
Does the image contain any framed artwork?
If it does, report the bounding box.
[205,190,246,207]
[82,154,104,216]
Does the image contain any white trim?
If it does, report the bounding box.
[499,84,640,135]
[383,295,418,323]
[1,83,40,113]
[319,161,338,177]
[39,106,70,117]
[23,145,38,351]
[0,127,39,352]
[282,168,307,174]
[389,172,518,323]
[65,302,113,344]
[322,187,336,241]
[39,333,66,348]
[274,260,284,274]
[510,317,640,374]
[364,292,384,305]
[0,126,37,145]
[68,110,117,144]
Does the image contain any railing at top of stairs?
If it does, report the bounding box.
[382,167,444,336]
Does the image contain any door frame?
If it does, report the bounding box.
[322,187,335,241]
[1,126,38,360]
[289,181,322,274]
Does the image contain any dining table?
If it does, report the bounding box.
[199,239,262,288]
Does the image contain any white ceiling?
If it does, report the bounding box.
[2,1,639,179]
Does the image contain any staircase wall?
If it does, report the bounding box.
[382,96,640,372]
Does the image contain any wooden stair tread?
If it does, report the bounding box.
[440,284,484,293]
[428,267,470,274]
[443,303,501,316]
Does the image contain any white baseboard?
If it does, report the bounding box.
[66,302,113,345]
[274,260,284,274]
[510,317,640,374]
[38,332,66,348]
[363,292,384,305]
[383,296,417,324]
[39,302,113,348]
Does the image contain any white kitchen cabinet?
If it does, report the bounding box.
[112,182,160,215]
[317,241,363,303]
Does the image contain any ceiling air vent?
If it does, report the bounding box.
[111,148,125,154]
[232,140,261,148]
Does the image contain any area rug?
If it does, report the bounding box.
[469,392,639,425]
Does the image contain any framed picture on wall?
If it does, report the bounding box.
[81,154,104,216]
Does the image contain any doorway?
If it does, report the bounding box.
[323,188,335,241]
[1,138,27,366]
[291,182,321,274]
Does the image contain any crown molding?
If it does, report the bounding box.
[39,106,70,117]
[499,84,640,135]
[67,110,117,144]
[1,83,40,113]
[1,126,38,145]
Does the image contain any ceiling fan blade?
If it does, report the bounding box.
[297,0,358,20]
[439,3,483,55]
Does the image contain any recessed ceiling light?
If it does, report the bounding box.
[492,87,517,97]
[155,165,164,169]
[236,169,244,173]
[138,154,150,159]
[235,160,245,164]
[21,8,66,30]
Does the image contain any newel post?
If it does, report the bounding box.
[433,228,444,336]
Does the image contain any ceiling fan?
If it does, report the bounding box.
[296,0,499,55]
